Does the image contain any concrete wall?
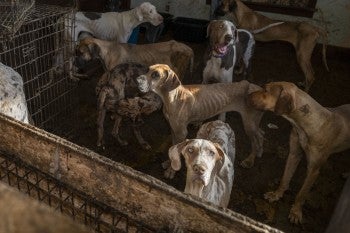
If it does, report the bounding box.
[131,0,350,48]
[260,0,350,48]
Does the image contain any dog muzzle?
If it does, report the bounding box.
[136,75,150,93]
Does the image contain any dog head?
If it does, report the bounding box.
[136,64,181,94]
[135,2,163,26]
[248,82,297,115]
[214,0,237,17]
[207,20,238,56]
[75,37,102,69]
[169,139,225,190]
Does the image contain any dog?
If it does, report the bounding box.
[96,62,162,149]
[72,2,163,43]
[203,19,255,121]
[54,2,163,80]
[136,64,264,175]
[215,0,329,92]
[0,62,31,124]
[248,81,350,224]
[168,120,235,207]
[76,37,194,80]
[203,20,255,84]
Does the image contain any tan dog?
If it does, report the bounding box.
[215,0,329,92]
[168,120,235,207]
[136,64,265,173]
[76,37,194,80]
[248,81,350,224]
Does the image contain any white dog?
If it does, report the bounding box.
[168,120,235,208]
[0,62,30,124]
[73,2,163,42]
[54,2,163,79]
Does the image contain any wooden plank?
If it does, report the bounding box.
[0,113,282,233]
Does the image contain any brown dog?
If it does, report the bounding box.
[76,37,194,80]
[215,0,329,92]
[136,64,265,175]
[248,81,350,224]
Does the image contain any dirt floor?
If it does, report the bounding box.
[66,29,350,233]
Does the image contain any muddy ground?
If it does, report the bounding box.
[66,30,350,233]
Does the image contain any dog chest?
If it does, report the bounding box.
[203,57,234,83]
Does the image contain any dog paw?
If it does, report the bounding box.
[264,191,282,203]
[240,158,254,168]
[117,138,128,146]
[289,205,303,224]
[164,167,176,179]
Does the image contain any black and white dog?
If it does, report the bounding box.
[203,20,255,84]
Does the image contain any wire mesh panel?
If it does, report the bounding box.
[0,4,78,136]
[0,0,35,40]
[0,151,156,233]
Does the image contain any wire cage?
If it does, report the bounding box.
[0,0,35,40]
[0,151,155,233]
[0,4,78,137]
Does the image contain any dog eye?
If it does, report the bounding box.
[149,10,152,13]
[151,71,160,79]
[209,150,215,156]
[187,148,194,153]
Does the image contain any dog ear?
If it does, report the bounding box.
[162,68,181,92]
[231,25,239,43]
[88,42,101,59]
[135,4,144,21]
[275,87,296,115]
[213,143,226,161]
[168,140,189,171]
[229,0,238,12]
[206,21,215,38]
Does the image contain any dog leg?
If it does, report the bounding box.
[164,126,188,179]
[132,120,151,150]
[289,152,326,224]
[111,114,128,146]
[295,32,318,92]
[265,128,302,202]
[97,108,106,148]
[240,111,264,168]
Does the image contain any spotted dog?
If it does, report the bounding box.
[96,62,162,150]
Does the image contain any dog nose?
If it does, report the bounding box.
[136,75,146,83]
[224,34,233,43]
[193,164,205,175]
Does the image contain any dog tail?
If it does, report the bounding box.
[319,28,329,72]
[251,22,284,34]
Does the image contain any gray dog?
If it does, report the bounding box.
[136,64,265,176]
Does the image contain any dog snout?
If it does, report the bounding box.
[224,34,233,43]
[136,75,146,84]
[192,164,206,175]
